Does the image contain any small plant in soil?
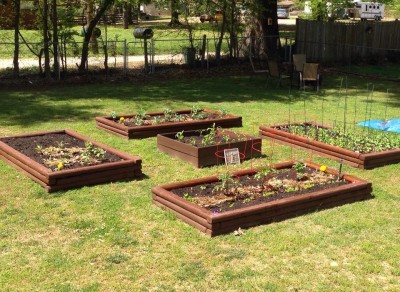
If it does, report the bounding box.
[213,172,243,196]
[153,116,163,124]
[137,109,150,120]
[293,162,307,180]
[254,168,275,182]
[191,105,205,120]
[134,116,144,126]
[81,142,106,165]
[222,134,231,143]
[218,109,228,117]
[201,123,218,146]
[163,108,175,122]
[175,130,185,142]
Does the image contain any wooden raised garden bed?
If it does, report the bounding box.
[259,123,400,169]
[95,109,242,139]
[157,129,262,168]
[0,130,142,192]
[152,161,372,236]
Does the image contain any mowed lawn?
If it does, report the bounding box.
[0,73,399,291]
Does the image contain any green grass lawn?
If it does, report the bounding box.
[0,73,399,290]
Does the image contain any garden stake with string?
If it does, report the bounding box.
[367,85,375,136]
[334,77,344,129]
[353,88,358,131]
[362,83,371,135]
[384,89,389,121]
[338,160,343,181]
[343,76,348,134]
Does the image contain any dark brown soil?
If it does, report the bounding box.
[177,129,250,147]
[120,112,222,127]
[172,168,348,213]
[1,133,122,171]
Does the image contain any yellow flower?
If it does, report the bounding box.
[119,117,125,122]
[320,165,327,172]
[57,162,64,170]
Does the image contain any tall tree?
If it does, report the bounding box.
[246,0,279,58]
[42,0,51,78]
[215,0,228,64]
[51,0,59,77]
[86,0,99,53]
[259,0,279,57]
[13,0,20,77]
[79,0,114,72]
[169,0,181,26]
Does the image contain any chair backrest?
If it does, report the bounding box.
[293,54,306,72]
[267,60,280,78]
[302,63,319,80]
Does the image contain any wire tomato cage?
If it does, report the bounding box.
[213,136,263,168]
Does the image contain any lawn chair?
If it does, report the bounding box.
[301,63,320,91]
[267,59,291,88]
[292,54,306,87]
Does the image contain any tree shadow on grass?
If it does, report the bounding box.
[0,76,299,127]
[0,91,104,127]
[1,75,398,128]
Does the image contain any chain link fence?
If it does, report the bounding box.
[0,35,295,78]
[2,36,398,81]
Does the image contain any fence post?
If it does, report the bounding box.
[123,39,127,75]
[206,37,209,70]
[57,42,61,80]
[151,39,155,74]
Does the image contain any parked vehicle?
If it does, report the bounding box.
[343,2,384,21]
[199,11,223,23]
[277,8,289,19]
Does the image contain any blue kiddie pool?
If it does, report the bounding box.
[357,118,400,133]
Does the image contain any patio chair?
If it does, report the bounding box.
[267,59,291,88]
[301,63,320,91]
[292,54,306,87]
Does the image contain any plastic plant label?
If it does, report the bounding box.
[224,148,241,165]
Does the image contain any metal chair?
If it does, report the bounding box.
[267,59,291,88]
[292,54,306,87]
[301,63,320,91]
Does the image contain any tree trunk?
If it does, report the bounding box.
[52,0,59,78]
[259,0,279,58]
[246,0,280,59]
[86,0,98,54]
[123,2,131,29]
[169,0,181,26]
[229,0,238,58]
[42,0,51,78]
[79,0,114,73]
[215,0,228,65]
[13,0,20,77]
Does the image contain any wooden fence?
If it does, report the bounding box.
[295,19,400,63]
